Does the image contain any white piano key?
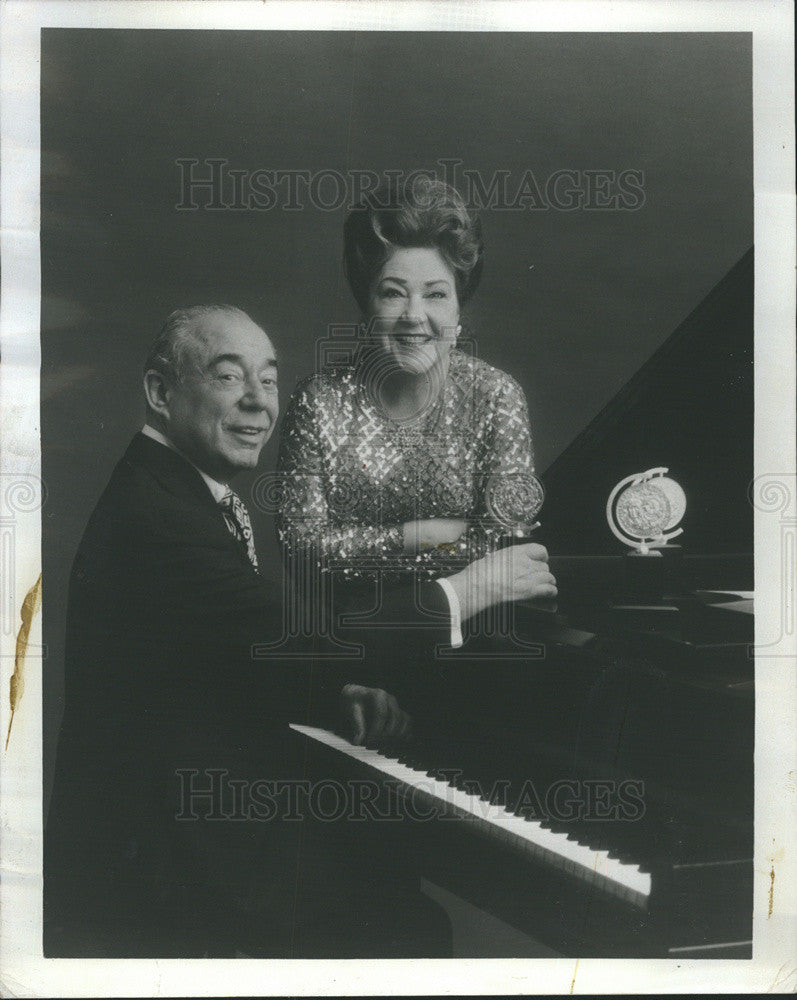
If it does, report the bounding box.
[290,725,651,908]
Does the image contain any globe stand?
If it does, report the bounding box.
[606,468,687,622]
[621,544,683,605]
[484,472,556,625]
[485,472,545,551]
[497,523,540,550]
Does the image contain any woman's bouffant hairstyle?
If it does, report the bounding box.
[343,175,484,312]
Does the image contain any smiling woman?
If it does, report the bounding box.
[276,178,535,580]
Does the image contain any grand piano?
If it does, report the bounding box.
[292,248,754,958]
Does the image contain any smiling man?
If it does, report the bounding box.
[45,304,554,958]
[143,305,280,484]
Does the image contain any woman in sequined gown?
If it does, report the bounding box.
[276,177,535,583]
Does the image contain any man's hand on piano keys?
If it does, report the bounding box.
[445,542,557,623]
[339,684,413,746]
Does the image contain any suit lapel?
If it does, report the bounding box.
[123,432,222,511]
[122,433,262,572]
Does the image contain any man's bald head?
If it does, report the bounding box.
[144,305,251,387]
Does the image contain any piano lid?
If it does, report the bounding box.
[540,248,753,556]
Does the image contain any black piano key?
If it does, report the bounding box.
[345,716,748,894]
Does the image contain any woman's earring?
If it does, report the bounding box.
[456,324,462,339]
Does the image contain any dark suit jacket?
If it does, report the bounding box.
[46,432,452,946]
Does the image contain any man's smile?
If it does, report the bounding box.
[227,424,268,442]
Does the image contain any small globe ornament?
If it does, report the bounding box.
[486,471,545,536]
[615,483,671,538]
[606,467,686,554]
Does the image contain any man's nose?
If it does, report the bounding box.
[240,378,271,409]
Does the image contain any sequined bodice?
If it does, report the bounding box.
[276,349,534,579]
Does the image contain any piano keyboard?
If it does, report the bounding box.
[290,724,652,910]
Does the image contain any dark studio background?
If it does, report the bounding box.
[41,29,753,802]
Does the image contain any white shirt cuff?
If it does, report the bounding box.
[435,577,463,649]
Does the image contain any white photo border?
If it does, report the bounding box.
[1,1,794,995]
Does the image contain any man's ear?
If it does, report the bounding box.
[143,370,171,420]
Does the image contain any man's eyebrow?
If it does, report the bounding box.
[208,353,278,369]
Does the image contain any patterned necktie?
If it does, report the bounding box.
[219,488,259,572]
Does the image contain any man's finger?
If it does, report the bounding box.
[383,694,403,737]
[398,711,413,740]
[528,560,551,576]
[367,692,389,742]
[349,699,366,745]
[383,711,412,744]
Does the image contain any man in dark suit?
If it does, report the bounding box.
[45,304,556,957]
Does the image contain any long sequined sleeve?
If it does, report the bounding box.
[276,377,405,566]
